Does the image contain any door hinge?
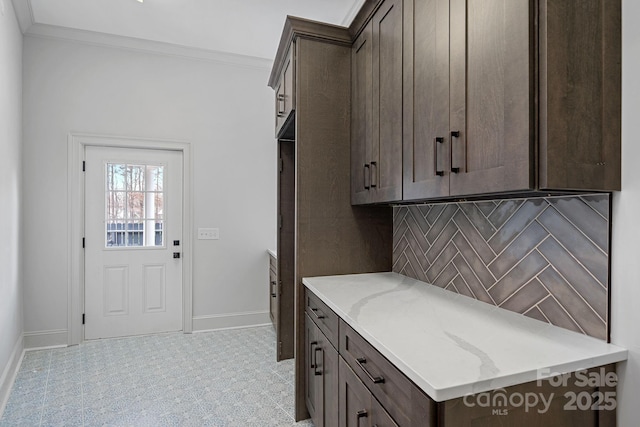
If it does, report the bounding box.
[82,313,85,325]
[278,215,282,229]
[82,237,85,248]
[278,341,282,357]
[82,161,86,172]
[279,158,283,173]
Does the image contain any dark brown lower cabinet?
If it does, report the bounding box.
[305,314,339,427]
[268,253,277,327]
[305,290,617,426]
[339,358,399,427]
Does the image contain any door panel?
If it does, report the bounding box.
[403,0,450,200]
[306,315,320,424]
[372,0,403,203]
[339,358,372,427]
[449,0,533,196]
[104,266,128,315]
[85,146,183,339]
[277,142,295,360]
[351,22,373,205]
[143,264,166,312]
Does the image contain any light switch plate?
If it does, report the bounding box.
[197,228,219,240]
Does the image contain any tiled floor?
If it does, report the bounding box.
[0,326,314,427]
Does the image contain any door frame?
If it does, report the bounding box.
[67,132,194,345]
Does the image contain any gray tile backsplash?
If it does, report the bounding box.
[393,194,610,340]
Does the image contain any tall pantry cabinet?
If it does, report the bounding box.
[268,16,393,421]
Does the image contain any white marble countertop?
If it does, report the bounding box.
[267,249,277,259]
[302,272,627,402]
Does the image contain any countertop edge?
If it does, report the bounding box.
[302,274,628,402]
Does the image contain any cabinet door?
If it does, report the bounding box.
[306,315,321,424]
[275,81,286,136]
[371,0,403,203]
[306,314,339,427]
[371,397,399,427]
[269,263,277,326]
[277,142,295,361]
[275,44,296,138]
[319,335,340,426]
[339,358,372,427]
[402,0,450,201]
[449,0,534,196]
[351,21,373,205]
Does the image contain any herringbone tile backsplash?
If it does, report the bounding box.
[393,195,609,340]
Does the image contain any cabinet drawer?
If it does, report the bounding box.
[306,290,339,350]
[340,321,436,427]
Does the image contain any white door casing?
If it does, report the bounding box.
[84,146,183,339]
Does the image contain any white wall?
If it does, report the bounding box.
[611,1,640,425]
[22,36,276,339]
[0,0,23,408]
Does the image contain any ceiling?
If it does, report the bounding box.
[11,0,364,60]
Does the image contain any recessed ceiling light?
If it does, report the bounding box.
[137,0,143,3]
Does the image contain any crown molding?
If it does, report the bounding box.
[10,0,34,33]
[341,0,367,27]
[25,23,274,70]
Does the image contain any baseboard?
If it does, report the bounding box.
[192,311,271,332]
[0,334,24,418]
[23,329,68,350]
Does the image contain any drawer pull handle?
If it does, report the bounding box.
[277,94,286,115]
[451,130,461,173]
[311,308,325,319]
[314,347,323,376]
[370,161,377,188]
[356,357,385,384]
[434,137,445,176]
[364,164,370,190]
[357,409,368,426]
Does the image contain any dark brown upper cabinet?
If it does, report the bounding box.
[446,0,534,197]
[406,0,532,199]
[402,0,451,200]
[351,0,403,204]
[356,0,621,204]
[274,45,295,138]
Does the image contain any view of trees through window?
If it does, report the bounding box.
[105,163,164,247]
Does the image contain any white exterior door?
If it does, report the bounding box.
[84,146,183,339]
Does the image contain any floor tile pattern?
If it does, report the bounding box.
[393,194,609,340]
[0,327,314,427]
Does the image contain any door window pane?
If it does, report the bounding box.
[105,163,165,247]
